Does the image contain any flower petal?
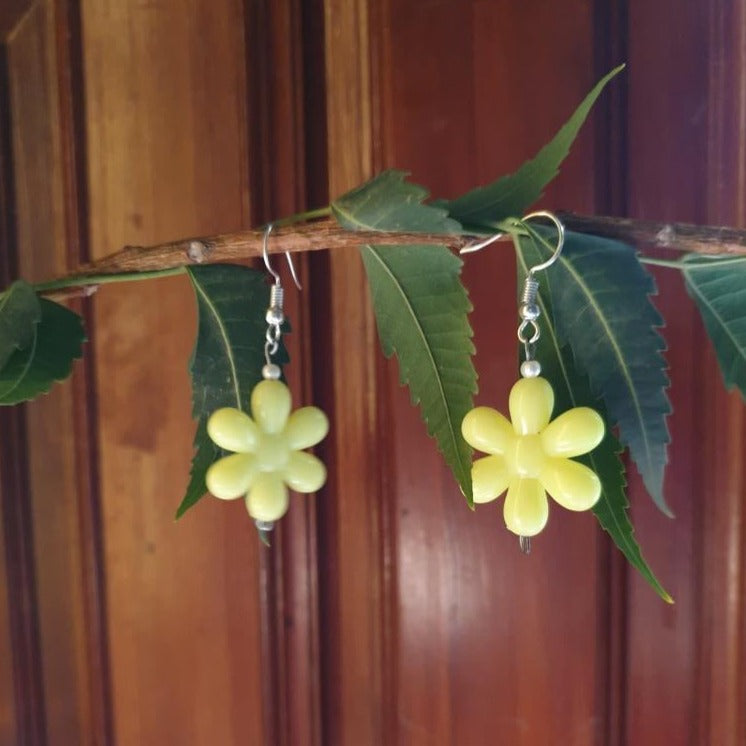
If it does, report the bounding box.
[284,407,329,449]
[509,377,554,435]
[503,477,549,536]
[461,407,514,454]
[541,458,601,511]
[540,407,605,458]
[284,451,326,492]
[251,380,291,434]
[471,455,510,503]
[207,407,260,452]
[206,453,257,500]
[245,472,289,521]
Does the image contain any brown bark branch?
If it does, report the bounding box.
[39,213,746,298]
[71,218,475,276]
[560,212,746,256]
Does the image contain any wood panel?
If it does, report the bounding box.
[81,0,266,743]
[624,3,716,745]
[1,0,104,743]
[373,1,607,744]
[319,1,392,744]
[697,1,746,743]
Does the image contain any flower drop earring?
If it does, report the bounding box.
[460,212,605,552]
[204,224,329,536]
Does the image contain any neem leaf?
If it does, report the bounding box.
[516,243,671,602]
[682,254,746,400]
[0,280,41,370]
[332,169,462,233]
[0,298,84,405]
[518,227,673,517]
[177,264,288,518]
[360,244,476,503]
[333,169,476,503]
[442,66,624,230]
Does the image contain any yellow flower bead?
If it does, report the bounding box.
[205,379,329,523]
[461,376,604,537]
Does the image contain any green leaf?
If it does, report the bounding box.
[516,243,672,602]
[0,280,42,370]
[333,167,477,503]
[0,298,84,405]
[441,66,624,230]
[518,227,673,516]
[177,264,289,518]
[332,169,462,233]
[360,244,476,504]
[682,254,746,400]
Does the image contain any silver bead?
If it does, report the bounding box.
[520,359,542,378]
[519,303,540,321]
[265,306,284,325]
[255,519,275,532]
[262,363,281,380]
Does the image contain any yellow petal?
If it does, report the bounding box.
[251,380,291,434]
[284,407,329,449]
[541,458,601,511]
[207,408,260,452]
[461,407,514,454]
[540,407,605,457]
[245,472,289,521]
[503,478,549,536]
[509,377,554,435]
[471,455,510,503]
[284,451,327,493]
[206,453,257,500]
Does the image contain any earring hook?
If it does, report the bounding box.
[262,224,302,290]
[458,210,565,269]
[522,211,565,275]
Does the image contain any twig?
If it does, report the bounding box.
[34,213,746,299]
[560,213,746,256]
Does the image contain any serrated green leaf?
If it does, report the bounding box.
[177,265,289,518]
[682,254,746,400]
[0,298,84,405]
[333,168,476,503]
[0,280,42,370]
[332,169,462,233]
[441,66,624,230]
[516,243,671,602]
[517,227,673,516]
[360,244,476,504]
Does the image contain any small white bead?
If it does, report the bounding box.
[255,519,275,532]
[520,360,542,378]
[262,363,281,380]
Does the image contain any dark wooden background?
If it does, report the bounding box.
[1,0,744,744]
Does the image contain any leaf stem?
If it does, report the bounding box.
[270,206,331,228]
[637,257,686,270]
[33,266,187,294]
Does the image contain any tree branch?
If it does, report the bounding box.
[36,213,746,299]
[561,212,746,256]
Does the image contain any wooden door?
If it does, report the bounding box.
[1,1,745,745]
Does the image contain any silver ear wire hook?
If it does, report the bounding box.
[459,231,506,255]
[522,211,565,274]
[262,223,302,290]
[261,223,303,380]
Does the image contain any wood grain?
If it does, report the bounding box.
[2,1,97,743]
[318,0,392,743]
[81,0,265,742]
[375,2,606,743]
